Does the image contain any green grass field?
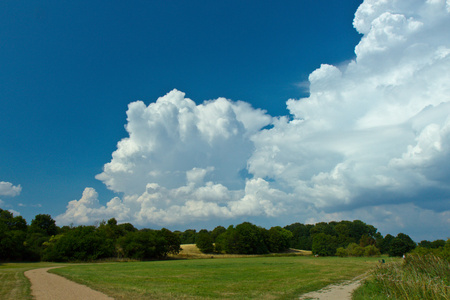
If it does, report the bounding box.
[48,256,383,299]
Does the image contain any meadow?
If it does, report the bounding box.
[46,255,383,299]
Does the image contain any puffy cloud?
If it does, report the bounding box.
[0,181,22,197]
[55,187,130,225]
[250,0,450,214]
[95,90,271,194]
[57,0,450,239]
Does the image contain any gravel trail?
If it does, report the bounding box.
[25,267,113,300]
[298,278,363,300]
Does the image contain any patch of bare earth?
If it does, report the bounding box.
[298,278,363,300]
[25,267,113,300]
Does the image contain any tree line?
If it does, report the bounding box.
[186,219,433,257]
[1,207,448,262]
[0,209,180,262]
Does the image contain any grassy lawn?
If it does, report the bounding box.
[0,262,61,300]
[49,256,384,299]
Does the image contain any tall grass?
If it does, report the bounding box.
[353,254,450,300]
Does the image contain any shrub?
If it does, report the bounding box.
[336,247,348,257]
[347,243,365,257]
[364,245,381,257]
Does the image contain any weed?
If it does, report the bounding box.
[353,254,450,300]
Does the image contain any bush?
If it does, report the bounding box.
[364,245,381,257]
[347,243,365,257]
[335,244,380,257]
[336,247,348,257]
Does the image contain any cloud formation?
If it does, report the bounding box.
[57,0,450,240]
[0,181,22,197]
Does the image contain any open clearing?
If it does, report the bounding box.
[1,245,389,299]
[50,256,382,299]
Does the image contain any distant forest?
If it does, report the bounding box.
[0,208,448,262]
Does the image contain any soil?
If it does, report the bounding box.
[298,278,363,300]
[25,267,113,300]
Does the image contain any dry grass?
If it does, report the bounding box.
[171,244,312,259]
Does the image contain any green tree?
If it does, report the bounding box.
[310,222,336,237]
[379,234,394,254]
[359,234,375,247]
[117,222,137,234]
[335,222,354,247]
[178,229,197,244]
[430,239,446,249]
[217,223,268,254]
[312,233,338,256]
[397,233,416,252]
[284,222,313,250]
[42,226,115,262]
[0,228,28,261]
[388,237,409,257]
[29,214,58,236]
[388,233,416,257]
[160,228,181,255]
[196,229,214,253]
[266,226,293,253]
[211,226,226,242]
[117,230,167,260]
[348,220,376,242]
[418,240,432,248]
[0,209,30,261]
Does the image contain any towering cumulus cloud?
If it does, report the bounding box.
[57,0,450,239]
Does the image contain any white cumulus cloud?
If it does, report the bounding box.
[57,0,450,240]
[0,181,22,197]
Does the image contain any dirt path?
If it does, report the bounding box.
[25,267,113,300]
[298,278,363,300]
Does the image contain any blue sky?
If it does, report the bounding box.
[1,0,449,242]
